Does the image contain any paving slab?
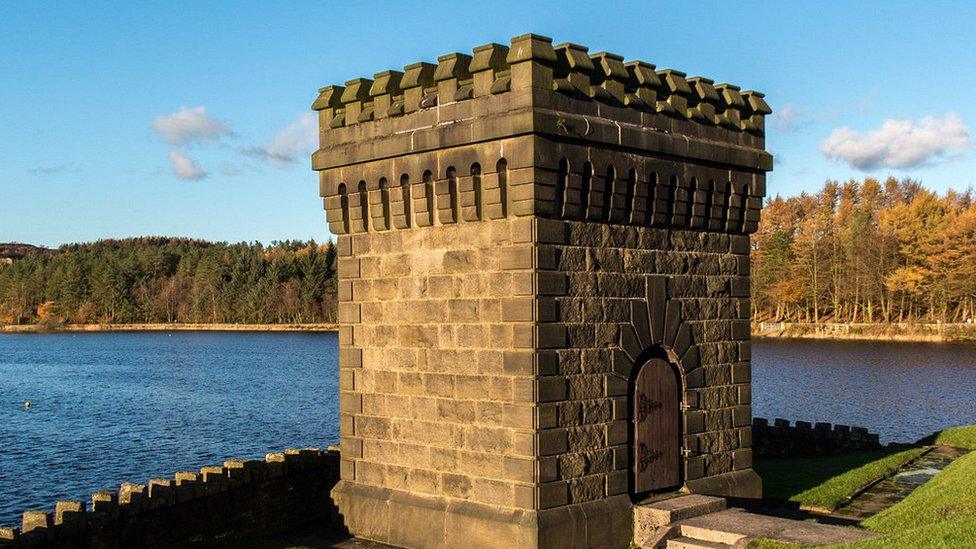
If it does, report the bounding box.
[679,508,876,546]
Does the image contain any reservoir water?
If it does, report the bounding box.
[752,338,976,444]
[2,332,975,526]
[0,332,339,527]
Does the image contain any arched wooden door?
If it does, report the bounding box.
[633,357,681,493]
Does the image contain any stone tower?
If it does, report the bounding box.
[312,33,771,548]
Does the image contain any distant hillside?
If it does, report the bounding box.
[0,237,337,326]
[55,236,216,253]
[0,243,51,261]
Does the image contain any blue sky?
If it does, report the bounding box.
[2,1,974,247]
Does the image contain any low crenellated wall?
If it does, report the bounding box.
[753,418,882,458]
[0,448,341,548]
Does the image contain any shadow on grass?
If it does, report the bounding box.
[754,446,915,504]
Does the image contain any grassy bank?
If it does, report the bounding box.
[0,323,338,333]
[853,451,976,547]
[753,322,976,343]
[751,425,976,548]
[932,424,976,449]
[756,447,925,512]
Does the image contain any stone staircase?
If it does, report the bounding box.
[634,495,876,548]
[634,494,741,548]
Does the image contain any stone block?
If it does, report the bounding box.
[501,297,534,322]
[733,448,753,470]
[633,494,725,532]
[21,511,52,537]
[539,481,569,509]
[538,429,569,455]
[685,410,705,434]
[332,482,391,543]
[91,491,119,517]
[53,499,86,533]
[732,405,752,427]
[569,475,604,503]
[686,468,762,499]
[0,528,18,543]
[118,482,147,511]
[147,478,176,506]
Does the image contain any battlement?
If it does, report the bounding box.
[312,33,772,240]
[312,34,770,138]
[752,418,883,458]
[0,448,340,548]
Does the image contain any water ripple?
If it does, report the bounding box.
[752,338,976,444]
[0,332,338,526]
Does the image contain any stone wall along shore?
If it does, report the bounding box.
[0,448,340,548]
[753,417,881,458]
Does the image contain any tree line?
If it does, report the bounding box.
[0,237,338,326]
[3,177,973,327]
[752,177,976,324]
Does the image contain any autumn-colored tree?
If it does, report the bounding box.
[752,178,976,323]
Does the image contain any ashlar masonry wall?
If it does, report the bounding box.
[536,218,754,497]
[531,140,760,514]
[332,140,552,546]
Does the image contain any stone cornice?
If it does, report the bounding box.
[312,100,771,173]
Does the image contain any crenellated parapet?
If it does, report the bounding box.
[752,418,883,458]
[312,33,771,240]
[312,34,770,136]
[0,448,339,548]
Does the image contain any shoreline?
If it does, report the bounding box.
[3,322,974,342]
[753,322,976,343]
[0,323,338,333]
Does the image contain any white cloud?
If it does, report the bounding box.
[821,113,969,170]
[770,102,840,133]
[770,103,801,132]
[152,106,233,146]
[169,150,207,180]
[243,112,317,167]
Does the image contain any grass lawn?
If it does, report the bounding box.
[861,448,976,530]
[751,425,976,548]
[755,447,924,511]
[932,424,976,450]
[749,540,810,549]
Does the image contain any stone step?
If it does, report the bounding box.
[666,536,731,549]
[679,524,747,545]
[634,495,728,548]
[635,494,728,531]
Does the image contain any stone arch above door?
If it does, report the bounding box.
[612,275,702,391]
[611,275,709,498]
